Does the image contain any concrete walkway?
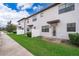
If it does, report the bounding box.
[0,32,33,56]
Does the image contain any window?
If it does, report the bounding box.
[67,23,76,32]
[27,28,29,32]
[18,22,20,25]
[19,26,24,30]
[32,18,37,22]
[59,3,75,14]
[42,25,49,32]
[32,16,37,22]
[21,28,24,30]
[34,26,36,29]
[27,20,29,23]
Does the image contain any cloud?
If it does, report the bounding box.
[1,10,29,25]
[17,3,33,10]
[0,3,44,27]
[0,3,49,27]
[0,3,29,26]
[33,6,38,10]
[0,3,12,13]
[0,17,8,27]
[33,5,43,12]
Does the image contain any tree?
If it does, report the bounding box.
[6,21,16,32]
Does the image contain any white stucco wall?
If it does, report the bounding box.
[17,29,24,35]
[17,3,79,39]
[32,29,40,37]
[17,20,25,35]
[34,3,79,39]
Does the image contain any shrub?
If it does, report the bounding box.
[69,33,79,45]
[27,32,32,37]
[13,31,16,34]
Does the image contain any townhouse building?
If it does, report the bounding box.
[17,3,79,39]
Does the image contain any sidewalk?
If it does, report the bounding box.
[0,32,33,56]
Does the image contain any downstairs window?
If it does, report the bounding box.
[42,25,49,32]
[67,23,76,32]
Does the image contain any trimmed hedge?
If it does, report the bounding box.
[26,32,32,37]
[69,33,79,45]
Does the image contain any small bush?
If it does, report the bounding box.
[27,32,32,37]
[13,30,16,34]
[69,33,79,45]
[13,31,16,34]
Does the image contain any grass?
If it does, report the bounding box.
[7,33,79,56]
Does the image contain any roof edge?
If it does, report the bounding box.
[18,3,60,22]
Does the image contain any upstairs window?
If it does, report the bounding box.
[18,22,20,25]
[67,23,76,32]
[59,3,75,14]
[42,25,49,32]
[27,20,29,23]
[32,16,37,22]
[32,18,37,22]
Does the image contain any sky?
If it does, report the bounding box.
[0,3,51,27]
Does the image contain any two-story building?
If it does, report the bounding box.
[17,3,79,40]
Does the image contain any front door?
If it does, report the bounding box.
[53,26,56,36]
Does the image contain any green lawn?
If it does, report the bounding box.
[7,33,79,56]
